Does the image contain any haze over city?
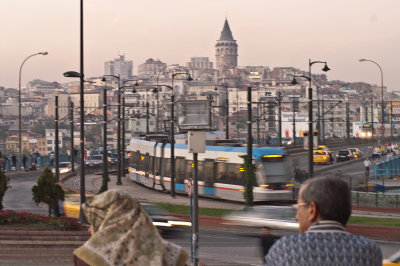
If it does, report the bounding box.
[1,0,399,90]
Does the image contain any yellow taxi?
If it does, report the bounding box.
[63,194,95,218]
[313,150,332,165]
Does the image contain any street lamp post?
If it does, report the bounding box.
[214,84,229,139]
[290,59,330,177]
[359,59,384,138]
[63,70,86,222]
[156,72,192,198]
[18,51,48,170]
[170,72,192,197]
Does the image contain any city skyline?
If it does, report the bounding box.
[1,0,399,90]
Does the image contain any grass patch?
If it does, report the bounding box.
[155,202,234,217]
[349,216,400,227]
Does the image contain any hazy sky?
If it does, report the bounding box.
[1,0,399,90]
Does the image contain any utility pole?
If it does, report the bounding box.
[390,101,393,138]
[100,86,108,193]
[55,96,59,182]
[346,96,350,142]
[292,96,297,148]
[278,92,282,147]
[322,99,325,144]
[69,99,74,172]
[257,102,260,144]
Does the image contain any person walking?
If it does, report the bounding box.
[364,157,372,178]
[11,154,17,170]
[259,226,278,264]
[22,154,27,170]
[265,176,382,266]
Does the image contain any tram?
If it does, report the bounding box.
[360,123,373,138]
[127,138,294,202]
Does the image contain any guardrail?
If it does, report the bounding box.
[373,154,400,179]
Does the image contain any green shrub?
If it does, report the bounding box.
[32,167,65,216]
[0,151,9,210]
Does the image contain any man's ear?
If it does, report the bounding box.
[307,202,320,223]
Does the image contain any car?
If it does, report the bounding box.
[282,137,293,146]
[383,249,400,265]
[313,150,332,164]
[223,205,298,231]
[348,148,363,159]
[63,194,96,218]
[51,161,72,174]
[141,203,191,234]
[63,199,191,234]
[336,150,352,162]
[85,155,103,166]
[108,154,117,163]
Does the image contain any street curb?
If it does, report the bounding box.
[353,205,400,213]
[173,214,400,242]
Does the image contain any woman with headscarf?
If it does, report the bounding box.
[73,190,189,266]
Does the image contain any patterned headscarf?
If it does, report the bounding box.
[73,189,188,266]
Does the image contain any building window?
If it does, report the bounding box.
[47,140,52,144]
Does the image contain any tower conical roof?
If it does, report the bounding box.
[219,19,234,41]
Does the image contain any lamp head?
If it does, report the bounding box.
[134,81,139,86]
[40,52,48,55]
[187,75,193,81]
[132,88,137,93]
[152,87,158,93]
[359,59,367,62]
[101,77,106,82]
[63,71,81,78]
[214,86,218,91]
[322,64,330,72]
[290,77,298,85]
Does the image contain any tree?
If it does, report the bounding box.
[32,167,65,216]
[0,152,9,210]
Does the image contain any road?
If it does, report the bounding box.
[165,227,399,266]
[289,142,372,176]
[2,171,47,215]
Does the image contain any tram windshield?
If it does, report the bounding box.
[260,156,291,184]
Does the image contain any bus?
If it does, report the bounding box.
[127,138,294,202]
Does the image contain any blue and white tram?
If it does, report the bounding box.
[127,138,294,202]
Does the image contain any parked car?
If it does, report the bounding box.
[313,150,332,165]
[86,155,103,166]
[51,161,72,174]
[348,148,363,159]
[282,137,293,146]
[336,150,352,162]
[223,205,298,231]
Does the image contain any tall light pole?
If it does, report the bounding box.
[359,59,384,137]
[18,51,48,170]
[214,84,229,139]
[102,75,122,185]
[63,69,86,222]
[291,59,330,177]
[169,72,192,197]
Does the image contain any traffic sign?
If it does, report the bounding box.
[187,179,193,197]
